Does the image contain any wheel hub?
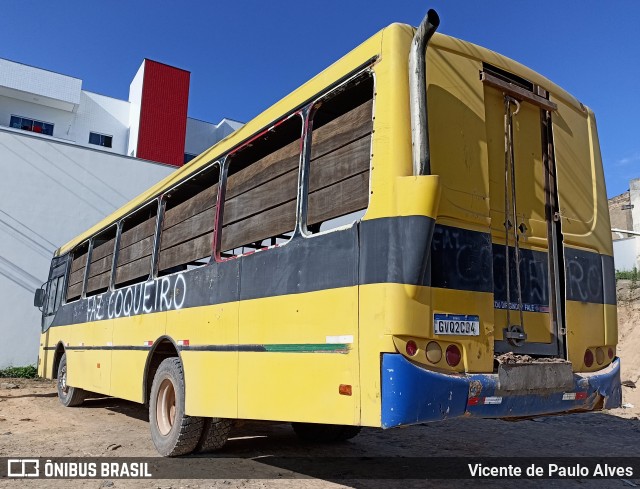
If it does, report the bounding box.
[156,379,176,436]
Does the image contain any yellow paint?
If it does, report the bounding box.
[41,19,614,433]
[110,312,166,402]
[167,304,238,417]
[237,287,359,424]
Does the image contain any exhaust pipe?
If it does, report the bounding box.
[409,9,440,176]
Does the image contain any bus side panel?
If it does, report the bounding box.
[45,324,91,390]
[80,318,113,394]
[169,303,239,418]
[39,332,53,378]
[237,288,359,424]
[111,311,166,403]
[236,231,360,425]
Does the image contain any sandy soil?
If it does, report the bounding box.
[612,280,640,414]
[1,285,639,488]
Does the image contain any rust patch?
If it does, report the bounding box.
[469,380,483,398]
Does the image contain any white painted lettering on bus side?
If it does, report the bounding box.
[123,287,133,316]
[114,290,124,317]
[174,274,186,310]
[143,281,154,314]
[132,285,142,315]
[160,277,172,310]
[107,294,115,319]
[85,273,188,322]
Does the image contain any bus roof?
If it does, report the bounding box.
[56,23,583,256]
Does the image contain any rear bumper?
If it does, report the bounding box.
[380,353,622,428]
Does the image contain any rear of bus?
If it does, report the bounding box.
[367,13,621,427]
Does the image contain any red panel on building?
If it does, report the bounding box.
[137,60,190,167]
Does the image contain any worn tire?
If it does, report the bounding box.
[292,423,361,443]
[149,357,204,457]
[56,353,86,407]
[195,418,233,453]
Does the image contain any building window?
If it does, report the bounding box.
[10,115,54,136]
[184,153,197,164]
[89,132,113,148]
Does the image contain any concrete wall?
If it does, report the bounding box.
[0,94,76,142]
[0,58,81,111]
[613,237,638,272]
[608,190,633,238]
[127,62,145,158]
[185,118,243,157]
[73,91,130,155]
[0,91,131,155]
[0,127,174,368]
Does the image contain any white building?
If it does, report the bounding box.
[609,179,640,272]
[0,57,242,368]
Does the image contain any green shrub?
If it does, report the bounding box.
[616,268,638,281]
[0,365,38,379]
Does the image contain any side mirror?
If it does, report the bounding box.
[34,288,46,309]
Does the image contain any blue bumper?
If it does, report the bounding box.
[380,353,622,428]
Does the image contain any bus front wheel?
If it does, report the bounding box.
[292,422,361,443]
[56,353,86,407]
[149,357,204,457]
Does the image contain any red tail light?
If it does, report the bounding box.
[608,347,614,360]
[584,349,594,368]
[445,345,461,367]
[406,340,418,357]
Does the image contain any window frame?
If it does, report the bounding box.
[85,223,119,297]
[65,240,91,304]
[299,68,375,239]
[112,198,162,290]
[215,111,304,262]
[10,114,54,136]
[156,160,222,275]
[55,60,377,290]
[89,131,113,148]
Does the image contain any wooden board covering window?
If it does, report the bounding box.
[115,209,157,286]
[158,184,218,272]
[221,127,301,252]
[66,246,88,301]
[86,231,116,295]
[308,97,372,226]
[220,97,372,251]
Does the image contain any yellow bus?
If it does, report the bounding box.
[35,9,621,456]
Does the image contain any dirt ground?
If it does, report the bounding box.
[1,284,639,488]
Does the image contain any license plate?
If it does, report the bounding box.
[433,314,480,336]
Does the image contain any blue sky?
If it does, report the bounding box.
[1,1,638,197]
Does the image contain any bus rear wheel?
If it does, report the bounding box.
[292,422,361,443]
[56,353,86,407]
[195,418,233,453]
[149,357,204,457]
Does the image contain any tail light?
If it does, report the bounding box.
[445,344,461,367]
[608,347,614,360]
[584,349,594,368]
[426,341,442,364]
[595,347,604,365]
[406,340,418,357]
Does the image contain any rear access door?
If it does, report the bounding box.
[482,65,565,357]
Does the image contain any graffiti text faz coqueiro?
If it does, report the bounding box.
[86,274,187,322]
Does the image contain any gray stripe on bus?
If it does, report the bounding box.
[47,216,615,328]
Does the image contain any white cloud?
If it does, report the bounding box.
[617,152,640,166]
